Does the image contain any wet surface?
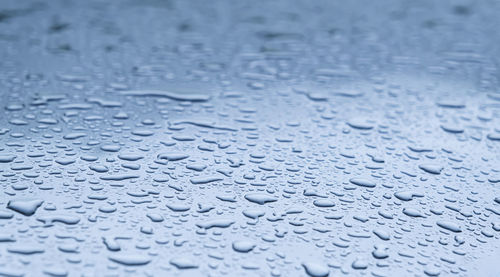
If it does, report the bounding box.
[1,0,500,276]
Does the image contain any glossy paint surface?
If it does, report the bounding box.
[0,1,500,276]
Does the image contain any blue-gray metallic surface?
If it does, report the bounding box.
[0,0,499,276]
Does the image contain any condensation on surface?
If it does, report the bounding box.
[0,0,500,276]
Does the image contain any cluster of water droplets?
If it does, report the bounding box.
[1,0,500,276]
